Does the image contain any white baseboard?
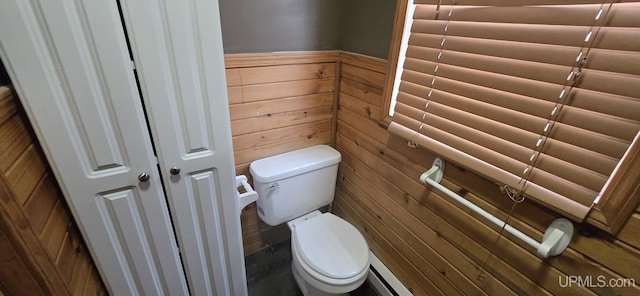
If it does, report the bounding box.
[367,251,413,296]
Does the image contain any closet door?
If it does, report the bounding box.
[0,1,189,295]
[119,0,248,295]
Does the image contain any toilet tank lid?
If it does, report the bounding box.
[250,145,341,183]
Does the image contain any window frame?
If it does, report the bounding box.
[381,0,640,234]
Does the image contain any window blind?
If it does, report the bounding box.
[388,0,640,221]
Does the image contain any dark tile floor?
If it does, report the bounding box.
[245,240,379,296]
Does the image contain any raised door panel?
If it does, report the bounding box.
[119,0,248,295]
[0,1,188,294]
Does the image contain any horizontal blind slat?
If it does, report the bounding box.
[415,3,640,27]
[409,33,580,67]
[409,34,640,76]
[394,103,529,175]
[397,91,539,150]
[406,45,572,86]
[401,69,554,117]
[397,89,620,176]
[411,20,591,47]
[403,62,640,147]
[413,1,638,7]
[398,83,547,143]
[569,88,640,122]
[395,101,609,192]
[416,5,599,25]
[404,57,564,104]
[575,70,640,102]
[411,21,640,52]
[390,1,640,220]
[389,121,593,220]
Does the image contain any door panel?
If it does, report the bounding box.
[119,0,248,295]
[0,0,189,295]
[188,170,229,295]
[99,188,165,295]
[38,0,132,173]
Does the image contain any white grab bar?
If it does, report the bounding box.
[420,158,573,258]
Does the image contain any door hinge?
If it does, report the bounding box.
[130,60,136,70]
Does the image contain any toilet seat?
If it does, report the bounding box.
[291,213,369,280]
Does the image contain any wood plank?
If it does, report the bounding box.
[227,86,243,105]
[331,62,341,147]
[231,106,332,136]
[40,200,70,259]
[236,63,336,85]
[341,63,386,88]
[234,132,331,165]
[424,138,640,293]
[339,91,382,121]
[334,192,433,296]
[233,120,331,151]
[340,78,384,106]
[0,115,32,173]
[55,231,77,284]
[0,174,70,295]
[0,228,46,295]
[23,175,59,235]
[239,77,335,103]
[0,86,17,125]
[229,93,334,121]
[5,144,46,205]
[617,213,640,249]
[83,266,105,296]
[243,234,265,257]
[235,163,250,181]
[338,170,472,296]
[441,158,640,295]
[224,51,340,68]
[237,197,259,254]
[70,251,91,296]
[240,203,259,224]
[240,222,259,240]
[335,129,554,296]
[337,108,634,295]
[338,108,432,188]
[225,68,242,87]
[335,114,595,294]
[337,158,516,296]
[240,214,260,236]
[0,86,104,295]
[339,51,388,74]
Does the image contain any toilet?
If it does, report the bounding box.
[250,145,370,295]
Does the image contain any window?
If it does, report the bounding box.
[384,0,640,233]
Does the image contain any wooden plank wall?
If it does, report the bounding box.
[0,86,106,295]
[331,52,640,295]
[225,52,340,255]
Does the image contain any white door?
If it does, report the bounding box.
[119,0,248,295]
[0,1,189,295]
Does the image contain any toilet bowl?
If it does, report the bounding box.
[288,211,369,295]
[249,145,370,295]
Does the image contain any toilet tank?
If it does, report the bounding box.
[249,145,341,226]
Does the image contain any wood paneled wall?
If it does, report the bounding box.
[331,53,640,295]
[0,86,106,295]
[225,52,339,255]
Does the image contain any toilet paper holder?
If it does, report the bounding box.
[236,175,258,212]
